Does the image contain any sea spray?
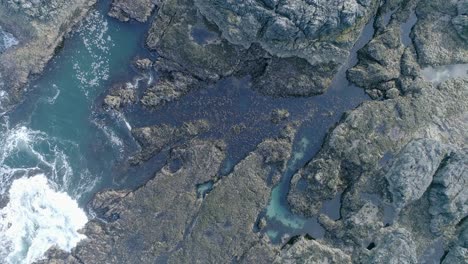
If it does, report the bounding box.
[0,175,88,264]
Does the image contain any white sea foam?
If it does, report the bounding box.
[0,174,87,264]
[73,10,113,95]
[421,64,468,83]
[0,124,68,194]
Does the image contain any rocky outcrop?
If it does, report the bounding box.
[442,246,468,264]
[194,0,374,65]
[429,149,468,235]
[69,140,225,263]
[103,82,137,110]
[168,126,295,263]
[108,0,157,22]
[384,139,450,211]
[42,124,296,263]
[413,0,468,65]
[142,0,378,105]
[361,227,418,264]
[130,119,210,163]
[275,237,351,264]
[288,78,468,217]
[0,0,96,111]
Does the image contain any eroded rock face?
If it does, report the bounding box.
[429,149,468,235]
[142,0,378,103]
[362,227,418,264]
[108,0,158,22]
[194,0,373,65]
[275,237,351,264]
[385,139,450,211]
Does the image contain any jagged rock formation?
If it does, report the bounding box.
[29,0,468,263]
[140,0,378,108]
[108,0,157,22]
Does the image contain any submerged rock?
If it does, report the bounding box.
[130,119,210,163]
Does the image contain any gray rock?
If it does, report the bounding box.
[413,0,468,65]
[343,202,383,246]
[384,139,450,210]
[288,78,468,217]
[168,128,295,263]
[275,237,352,264]
[104,82,136,109]
[442,246,468,264]
[70,140,225,263]
[144,0,379,100]
[42,127,296,263]
[429,149,468,235]
[133,58,152,70]
[385,87,400,99]
[271,109,290,124]
[363,227,418,264]
[194,0,376,66]
[108,0,157,22]
[140,70,199,108]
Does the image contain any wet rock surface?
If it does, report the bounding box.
[141,0,379,105]
[130,119,210,163]
[19,0,468,262]
[44,126,296,263]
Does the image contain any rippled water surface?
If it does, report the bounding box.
[0,2,150,262]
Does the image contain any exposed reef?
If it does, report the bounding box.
[24,0,468,263]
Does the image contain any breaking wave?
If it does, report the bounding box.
[0,174,87,264]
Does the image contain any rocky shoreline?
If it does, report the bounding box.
[0,0,465,263]
[0,0,97,111]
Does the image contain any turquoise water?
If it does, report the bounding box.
[0,1,375,261]
[263,17,376,243]
[0,2,151,263]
